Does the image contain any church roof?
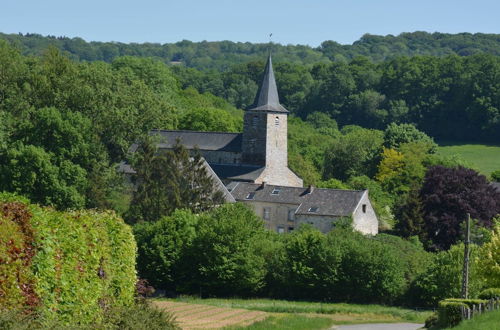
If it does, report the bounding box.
[130,130,242,152]
[210,164,265,182]
[247,55,288,113]
[228,182,366,217]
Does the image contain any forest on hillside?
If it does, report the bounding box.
[3,31,500,68]
[1,32,500,143]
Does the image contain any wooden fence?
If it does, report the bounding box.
[460,298,500,320]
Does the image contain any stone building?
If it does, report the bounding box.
[123,54,378,235]
[227,182,378,235]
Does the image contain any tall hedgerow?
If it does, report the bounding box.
[0,193,136,325]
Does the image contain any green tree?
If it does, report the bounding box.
[323,126,383,181]
[126,137,225,223]
[491,170,500,182]
[0,143,86,209]
[395,186,426,240]
[269,226,341,300]
[134,209,199,291]
[383,123,437,153]
[411,243,482,307]
[187,203,269,296]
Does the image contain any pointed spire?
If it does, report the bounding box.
[248,55,288,113]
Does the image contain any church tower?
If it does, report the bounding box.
[242,55,303,187]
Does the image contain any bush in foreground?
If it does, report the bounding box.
[0,301,178,329]
[0,193,136,325]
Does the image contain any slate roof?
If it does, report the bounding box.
[117,158,235,203]
[228,182,366,216]
[247,55,288,113]
[210,164,265,182]
[135,130,243,152]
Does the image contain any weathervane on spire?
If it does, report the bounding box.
[268,33,273,55]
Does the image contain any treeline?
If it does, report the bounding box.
[175,54,500,142]
[3,31,500,69]
[134,203,500,307]
[2,32,500,142]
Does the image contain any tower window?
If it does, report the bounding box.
[252,116,259,128]
[362,204,367,213]
[249,139,256,153]
[275,116,280,127]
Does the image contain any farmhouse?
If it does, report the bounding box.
[124,55,379,235]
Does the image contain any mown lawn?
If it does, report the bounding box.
[443,308,500,329]
[165,297,432,324]
[437,142,500,177]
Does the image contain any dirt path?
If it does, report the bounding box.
[153,300,268,329]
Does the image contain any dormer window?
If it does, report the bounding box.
[271,187,281,195]
[308,207,319,213]
[275,116,280,127]
[245,192,255,200]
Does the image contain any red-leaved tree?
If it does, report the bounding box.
[420,166,500,250]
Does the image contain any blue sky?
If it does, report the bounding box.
[2,0,499,46]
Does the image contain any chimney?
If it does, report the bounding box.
[306,185,314,194]
[260,181,267,189]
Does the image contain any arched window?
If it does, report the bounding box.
[275,116,280,127]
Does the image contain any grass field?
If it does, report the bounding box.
[227,314,335,330]
[437,142,500,177]
[443,308,500,330]
[153,300,268,329]
[163,297,432,324]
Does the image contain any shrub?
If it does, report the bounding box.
[0,302,179,329]
[410,243,483,307]
[437,298,488,328]
[437,300,468,328]
[330,228,407,303]
[134,209,199,292]
[491,170,500,182]
[424,312,438,329]
[478,288,500,300]
[187,203,269,296]
[0,193,137,325]
[478,222,500,288]
[268,226,341,300]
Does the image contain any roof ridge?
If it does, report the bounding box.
[235,182,365,192]
[151,129,242,135]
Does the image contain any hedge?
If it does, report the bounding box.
[0,193,136,325]
[478,288,500,300]
[437,298,488,328]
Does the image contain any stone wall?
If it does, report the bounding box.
[265,113,288,168]
[242,111,268,165]
[255,166,303,187]
[295,215,340,233]
[352,191,379,235]
[240,200,298,233]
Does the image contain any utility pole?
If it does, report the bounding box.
[462,213,471,299]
